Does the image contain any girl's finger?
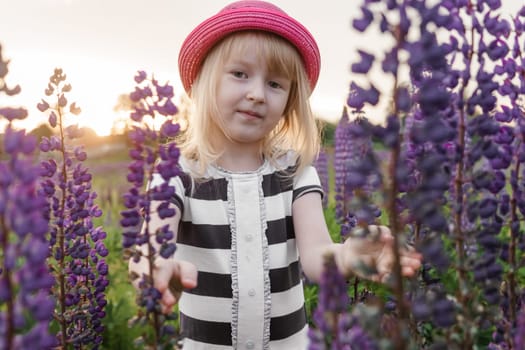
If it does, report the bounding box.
[178,260,198,289]
[401,265,419,277]
[368,225,393,242]
[400,249,423,262]
[400,255,422,270]
[161,289,177,314]
[153,260,175,292]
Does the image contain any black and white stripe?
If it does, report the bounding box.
[151,155,322,349]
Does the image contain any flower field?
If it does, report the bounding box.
[2,0,525,349]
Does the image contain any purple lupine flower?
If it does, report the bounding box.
[345,0,482,347]
[351,50,375,74]
[347,82,380,110]
[0,44,57,350]
[308,252,378,349]
[485,9,525,348]
[438,2,525,348]
[36,68,108,349]
[333,109,379,239]
[343,319,377,350]
[352,6,374,32]
[313,147,330,209]
[122,71,182,348]
[0,107,28,121]
[515,305,525,349]
[334,108,351,222]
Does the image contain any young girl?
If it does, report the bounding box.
[130,1,422,349]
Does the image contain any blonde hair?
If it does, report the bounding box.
[179,31,320,177]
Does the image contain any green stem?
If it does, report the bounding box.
[451,20,477,349]
[386,21,409,350]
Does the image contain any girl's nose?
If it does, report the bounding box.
[246,80,265,103]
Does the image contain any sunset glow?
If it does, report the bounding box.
[1,1,522,136]
[1,50,177,136]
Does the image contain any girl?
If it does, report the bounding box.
[129,1,422,349]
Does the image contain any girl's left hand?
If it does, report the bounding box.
[337,225,422,283]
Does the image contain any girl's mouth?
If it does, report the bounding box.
[239,110,262,119]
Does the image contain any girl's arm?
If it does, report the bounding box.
[128,201,197,314]
[292,192,342,282]
[293,192,421,284]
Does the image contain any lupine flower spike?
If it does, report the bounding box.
[122,71,181,348]
[37,68,109,349]
[308,252,377,349]
[345,0,525,349]
[0,44,56,350]
[314,147,330,209]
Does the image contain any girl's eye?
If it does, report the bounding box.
[268,81,282,89]
[232,71,246,78]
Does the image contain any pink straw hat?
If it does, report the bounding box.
[178,0,321,94]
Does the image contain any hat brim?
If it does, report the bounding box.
[178,6,320,93]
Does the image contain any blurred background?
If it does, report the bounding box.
[0,0,364,136]
[0,0,522,137]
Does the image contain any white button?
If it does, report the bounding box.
[246,234,253,241]
[246,340,255,349]
[248,289,256,296]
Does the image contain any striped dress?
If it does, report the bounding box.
[153,152,323,350]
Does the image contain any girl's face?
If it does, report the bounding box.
[214,40,291,148]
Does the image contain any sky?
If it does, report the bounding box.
[0,0,523,135]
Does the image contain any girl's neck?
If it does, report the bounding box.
[216,144,264,172]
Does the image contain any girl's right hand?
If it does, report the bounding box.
[153,259,198,314]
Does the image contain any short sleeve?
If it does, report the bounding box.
[292,165,324,202]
